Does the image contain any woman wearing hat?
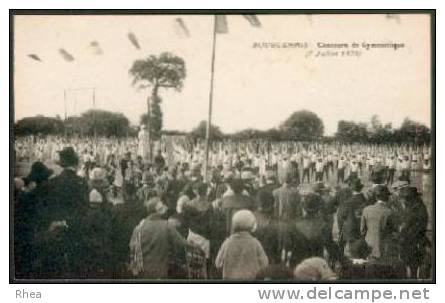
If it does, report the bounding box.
[15,161,53,279]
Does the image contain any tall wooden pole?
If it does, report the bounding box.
[93,88,97,140]
[64,89,67,137]
[204,15,218,182]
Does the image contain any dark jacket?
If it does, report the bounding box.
[337,193,367,242]
[43,169,89,226]
[221,194,255,236]
[39,168,89,278]
[14,181,50,279]
[400,199,429,265]
[290,216,338,266]
[79,201,116,278]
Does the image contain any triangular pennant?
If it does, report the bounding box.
[128,32,140,50]
[59,48,75,62]
[243,15,261,27]
[28,54,42,62]
[175,18,190,38]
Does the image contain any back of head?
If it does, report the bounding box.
[193,181,208,197]
[232,209,256,233]
[229,178,245,195]
[294,257,337,281]
[374,185,390,202]
[144,196,164,215]
[284,173,293,185]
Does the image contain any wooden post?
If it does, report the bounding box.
[204,15,218,182]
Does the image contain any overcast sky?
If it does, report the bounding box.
[14,14,431,135]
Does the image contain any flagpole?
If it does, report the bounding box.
[204,15,218,182]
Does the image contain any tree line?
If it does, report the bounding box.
[14,109,431,145]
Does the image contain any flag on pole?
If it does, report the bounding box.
[215,15,229,34]
[127,32,140,50]
[89,41,103,55]
[28,54,42,62]
[59,48,74,62]
[174,18,190,37]
[243,15,261,27]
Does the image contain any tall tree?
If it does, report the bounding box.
[280,110,324,141]
[129,52,186,140]
[79,109,131,137]
[14,115,64,136]
[396,117,431,145]
[190,120,224,141]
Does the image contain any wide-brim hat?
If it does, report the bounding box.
[398,186,419,200]
[391,180,409,191]
[57,146,79,168]
[24,161,53,183]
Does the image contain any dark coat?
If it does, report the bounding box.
[79,201,116,278]
[43,169,89,226]
[290,216,338,266]
[14,182,50,279]
[221,194,255,236]
[254,216,282,265]
[337,193,367,242]
[400,199,429,266]
[39,169,89,278]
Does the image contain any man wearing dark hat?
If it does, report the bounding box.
[337,178,367,257]
[360,185,397,259]
[40,146,89,278]
[398,186,429,278]
[289,193,338,267]
[14,161,53,279]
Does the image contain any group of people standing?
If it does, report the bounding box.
[13,135,432,280]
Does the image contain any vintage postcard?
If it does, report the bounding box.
[11,11,434,283]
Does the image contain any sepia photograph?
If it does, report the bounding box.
[10,10,435,283]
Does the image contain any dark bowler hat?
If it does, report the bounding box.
[57,146,79,168]
[350,178,364,192]
[24,161,53,184]
[399,186,419,201]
